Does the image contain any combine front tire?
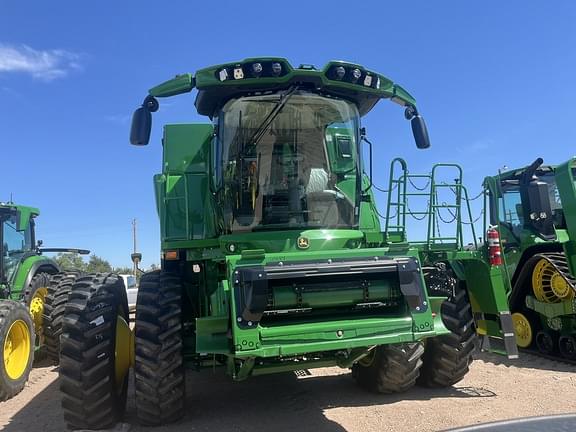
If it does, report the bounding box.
[0,300,35,401]
[418,284,477,388]
[135,270,185,426]
[59,274,131,430]
[43,272,82,363]
[352,343,424,393]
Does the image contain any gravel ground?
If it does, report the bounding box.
[0,351,575,432]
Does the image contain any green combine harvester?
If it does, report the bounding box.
[0,203,87,400]
[482,157,576,360]
[57,58,517,430]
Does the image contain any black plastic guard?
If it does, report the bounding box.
[232,256,428,329]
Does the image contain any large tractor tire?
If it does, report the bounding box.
[59,274,131,430]
[135,270,185,425]
[352,343,424,393]
[43,271,82,363]
[417,283,477,388]
[22,272,51,358]
[0,300,35,401]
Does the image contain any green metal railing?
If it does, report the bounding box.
[383,159,478,250]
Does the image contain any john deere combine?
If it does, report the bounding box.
[0,203,87,400]
[57,58,516,430]
[482,158,576,360]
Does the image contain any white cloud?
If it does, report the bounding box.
[0,43,82,81]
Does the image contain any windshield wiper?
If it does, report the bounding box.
[246,85,299,150]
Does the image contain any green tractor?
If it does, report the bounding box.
[57,58,516,430]
[482,157,576,360]
[0,203,88,400]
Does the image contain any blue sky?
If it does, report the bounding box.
[1,1,575,267]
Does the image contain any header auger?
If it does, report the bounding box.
[57,57,514,430]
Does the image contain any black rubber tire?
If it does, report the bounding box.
[135,270,185,425]
[0,300,35,401]
[417,285,477,388]
[59,273,129,430]
[352,343,424,393]
[43,271,82,364]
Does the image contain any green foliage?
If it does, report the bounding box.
[54,253,127,274]
[86,255,113,273]
[54,252,85,271]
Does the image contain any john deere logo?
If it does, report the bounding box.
[297,236,310,249]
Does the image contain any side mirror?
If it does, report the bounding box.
[130,107,151,145]
[411,115,431,149]
[527,180,555,239]
[130,96,159,146]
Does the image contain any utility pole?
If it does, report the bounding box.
[130,218,142,276]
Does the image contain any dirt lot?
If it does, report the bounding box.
[0,351,574,432]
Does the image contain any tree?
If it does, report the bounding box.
[86,255,113,273]
[54,253,86,271]
[113,266,133,275]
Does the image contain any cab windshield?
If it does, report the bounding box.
[216,90,360,232]
[1,214,32,282]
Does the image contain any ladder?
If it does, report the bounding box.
[384,159,478,250]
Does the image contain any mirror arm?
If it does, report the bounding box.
[149,73,195,98]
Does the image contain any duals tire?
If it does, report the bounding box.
[417,284,477,388]
[352,343,424,393]
[59,273,130,430]
[134,270,185,426]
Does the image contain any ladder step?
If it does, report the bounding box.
[432,204,459,209]
[429,237,458,240]
[389,202,406,206]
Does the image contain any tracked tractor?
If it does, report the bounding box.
[482,158,576,360]
[0,203,88,400]
[57,58,516,430]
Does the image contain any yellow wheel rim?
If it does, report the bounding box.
[114,313,133,388]
[3,319,31,380]
[532,259,574,303]
[512,312,533,348]
[29,287,48,340]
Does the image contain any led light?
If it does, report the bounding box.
[218,68,228,81]
[334,66,345,80]
[363,74,373,87]
[165,250,178,260]
[271,62,282,76]
[252,63,263,76]
[351,68,361,82]
[375,77,380,89]
[228,243,237,253]
[233,66,244,80]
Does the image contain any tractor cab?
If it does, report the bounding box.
[0,205,37,290]
[216,90,359,232]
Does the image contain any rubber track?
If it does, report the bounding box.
[520,252,576,364]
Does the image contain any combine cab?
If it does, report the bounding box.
[0,203,88,400]
[57,58,515,430]
[483,158,576,360]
